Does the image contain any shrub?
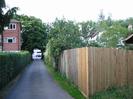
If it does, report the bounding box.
[0,51,31,89]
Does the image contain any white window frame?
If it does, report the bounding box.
[4,37,16,43]
[8,23,16,30]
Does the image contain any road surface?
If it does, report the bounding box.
[5,60,73,99]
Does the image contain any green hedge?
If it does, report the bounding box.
[0,51,31,89]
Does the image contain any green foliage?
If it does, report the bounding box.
[45,17,133,70]
[0,51,31,89]
[79,21,97,44]
[14,15,48,52]
[98,23,128,47]
[44,42,54,67]
[44,15,133,99]
[90,85,133,99]
[0,6,18,33]
[46,18,83,70]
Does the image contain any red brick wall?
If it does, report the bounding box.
[3,22,21,51]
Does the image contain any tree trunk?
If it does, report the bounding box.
[54,57,59,71]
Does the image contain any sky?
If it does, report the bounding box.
[5,0,133,23]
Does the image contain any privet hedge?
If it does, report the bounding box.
[0,51,31,89]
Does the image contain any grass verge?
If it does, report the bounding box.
[45,64,86,99]
[90,85,133,99]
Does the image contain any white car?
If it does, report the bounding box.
[32,49,42,60]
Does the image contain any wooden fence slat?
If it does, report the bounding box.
[59,47,133,98]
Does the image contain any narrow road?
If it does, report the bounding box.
[5,60,73,99]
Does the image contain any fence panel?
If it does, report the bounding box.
[59,47,133,97]
[77,47,89,96]
[127,50,133,85]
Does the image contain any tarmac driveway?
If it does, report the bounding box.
[5,60,73,99]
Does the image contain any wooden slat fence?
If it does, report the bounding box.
[59,47,133,98]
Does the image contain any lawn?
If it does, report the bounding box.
[90,85,133,99]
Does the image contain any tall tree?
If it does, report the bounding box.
[0,0,6,34]
[98,10,105,22]
[46,18,83,70]
[98,23,128,47]
[106,14,112,26]
[79,21,98,45]
[14,15,48,52]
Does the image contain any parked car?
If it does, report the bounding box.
[32,49,42,60]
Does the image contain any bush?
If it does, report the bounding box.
[44,42,56,69]
[0,51,31,89]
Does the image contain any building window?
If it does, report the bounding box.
[4,38,7,43]
[8,38,13,43]
[8,23,16,30]
[4,37,16,43]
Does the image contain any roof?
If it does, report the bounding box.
[123,34,133,44]
[10,19,22,30]
[10,19,20,23]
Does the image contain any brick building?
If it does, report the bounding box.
[0,19,21,51]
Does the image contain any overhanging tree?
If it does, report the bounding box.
[46,18,84,70]
[14,15,48,52]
